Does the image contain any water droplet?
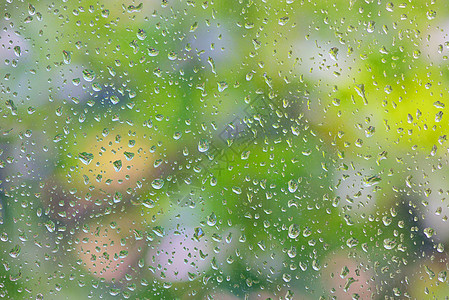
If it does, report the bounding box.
[153,226,165,237]
[28,4,35,15]
[435,111,443,122]
[113,192,122,203]
[355,84,368,105]
[44,220,55,233]
[198,139,210,152]
[148,47,159,57]
[194,227,205,241]
[329,47,339,61]
[288,224,300,239]
[367,21,376,33]
[9,245,20,258]
[190,21,199,32]
[142,198,155,208]
[154,159,163,168]
[168,51,177,60]
[232,186,242,194]
[383,238,397,250]
[423,227,435,238]
[438,271,447,282]
[53,134,63,143]
[123,151,134,161]
[78,152,94,165]
[173,131,182,140]
[362,175,381,187]
[288,179,298,193]
[113,160,122,172]
[137,28,147,40]
[110,95,120,105]
[13,46,21,57]
[63,50,71,64]
[217,81,228,92]
[151,178,164,189]
[346,237,359,248]
[207,212,217,226]
[241,150,250,160]
[278,16,289,26]
[365,126,375,137]
[427,10,436,20]
[207,57,216,74]
[82,69,96,82]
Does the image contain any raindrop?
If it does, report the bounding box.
[198,139,210,152]
[194,227,205,241]
[63,50,71,64]
[113,160,122,172]
[142,198,155,208]
[288,179,298,193]
[78,152,94,165]
[207,212,217,226]
[137,29,147,40]
[217,81,228,92]
[9,245,21,258]
[151,178,164,189]
[288,224,300,239]
[329,47,339,61]
[82,69,96,82]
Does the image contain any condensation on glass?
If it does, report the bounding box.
[0,0,448,299]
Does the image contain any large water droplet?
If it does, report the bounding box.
[288,179,298,193]
[113,160,122,172]
[207,212,217,226]
[78,152,94,165]
[198,139,210,152]
[82,69,96,82]
[194,227,205,241]
[151,178,164,189]
[9,245,21,258]
[137,28,147,40]
[288,224,300,239]
[63,50,71,64]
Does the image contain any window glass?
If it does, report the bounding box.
[0,0,447,299]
